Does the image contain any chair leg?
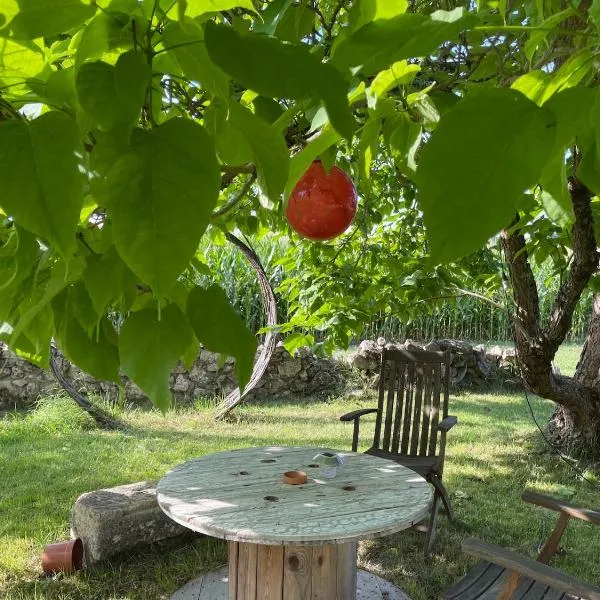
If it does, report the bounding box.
[425,493,440,556]
[428,473,454,521]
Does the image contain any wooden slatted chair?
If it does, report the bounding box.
[340,346,457,554]
[442,490,600,599]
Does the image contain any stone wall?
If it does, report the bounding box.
[0,338,519,411]
[350,338,518,388]
[0,342,348,410]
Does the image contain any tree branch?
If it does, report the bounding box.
[543,178,599,353]
[501,215,542,342]
[212,172,257,219]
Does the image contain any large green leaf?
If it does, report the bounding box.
[184,0,255,17]
[119,304,192,411]
[592,0,600,31]
[53,292,120,382]
[0,226,38,290]
[0,38,44,88]
[0,112,83,256]
[227,102,289,201]
[186,285,257,391]
[204,22,355,139]
[417,88,556,262]
[76,51,150,131]
[75,6,134,67]
[1,0,95,39]
[10,256,85,344]
[332,8,477,76]
[83,246,135,315]
[162,19,230,99]
[538,86,596,225]
[104,118,220,296]
[347,0,408,33]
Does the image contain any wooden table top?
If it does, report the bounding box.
[157,446,432,546]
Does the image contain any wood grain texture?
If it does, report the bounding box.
[461,539,600,600]
[256,544,284,600]
[283,546,312,600]
[157,446,431,545]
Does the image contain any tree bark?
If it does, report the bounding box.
[501,178,600,458]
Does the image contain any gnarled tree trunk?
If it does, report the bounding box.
[502,178,600,459]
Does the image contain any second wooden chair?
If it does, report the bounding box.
[341,346,457,554]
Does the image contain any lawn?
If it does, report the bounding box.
[1,344,598,600]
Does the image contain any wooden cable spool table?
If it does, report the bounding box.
[157,446,432,600]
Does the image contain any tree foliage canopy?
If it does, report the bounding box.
[0,0,599,411]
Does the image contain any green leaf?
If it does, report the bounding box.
[13,305,53,368]
[285,126,341,196]
[593,90,600,181]
[545,86,595,148]
[357,118,380,182]
[27,69,79,112]
[274,2,314,43]
[11,257,85,344]
[0,226,38,290]
[368,60,420,103]
[591,0,600,31]
[204,22,355,139]
[186,284,257,391]
[2,0,95,39]
[205,103,253,165]
[524,8,575,62]
[0,112,83,256]
[384,112,421,175]
[119,304,193,411]
[162,19,230,99]
[417,88,556,262]
[76,51,150,132]
[253,0,293,35]
[332,9,477,76]
[83,246,134,315]
[53,297,120,382]
[579,136,600,197]
[227,102,289,201]
[184,0,255,17]
[0,38,44,87]
[542,50,595,103]
[104,118,220,296]
[346,0,408,33]
[283,331,314,355]
[75,6,133,67]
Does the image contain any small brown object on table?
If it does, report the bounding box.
[157,445,432,600]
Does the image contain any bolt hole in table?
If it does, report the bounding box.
[157,446,432,600]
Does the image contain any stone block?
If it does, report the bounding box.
[70,480,190,564]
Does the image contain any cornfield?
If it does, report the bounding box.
[197,238,593,344]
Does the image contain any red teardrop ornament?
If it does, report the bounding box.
[285,160,357,241]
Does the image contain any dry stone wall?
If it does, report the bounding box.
[349,338,518,388]
[0,338,519,411]
[0,342,348,410]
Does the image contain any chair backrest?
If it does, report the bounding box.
[372,347,451,458]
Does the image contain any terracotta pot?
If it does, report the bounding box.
[42,538,84,574]
[282,470,307,485]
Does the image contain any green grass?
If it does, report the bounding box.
[1,347,598,599]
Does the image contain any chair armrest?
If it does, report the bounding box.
[462,538,600,600]
[436,415,457,432]
[340,408,378,422]
[522,490,600,525]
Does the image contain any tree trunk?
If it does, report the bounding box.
[502,178,600,460]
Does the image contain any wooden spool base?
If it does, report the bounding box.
[230,541,357,599]
[171,566,409,600]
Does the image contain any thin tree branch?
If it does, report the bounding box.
[212,172,257,218]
